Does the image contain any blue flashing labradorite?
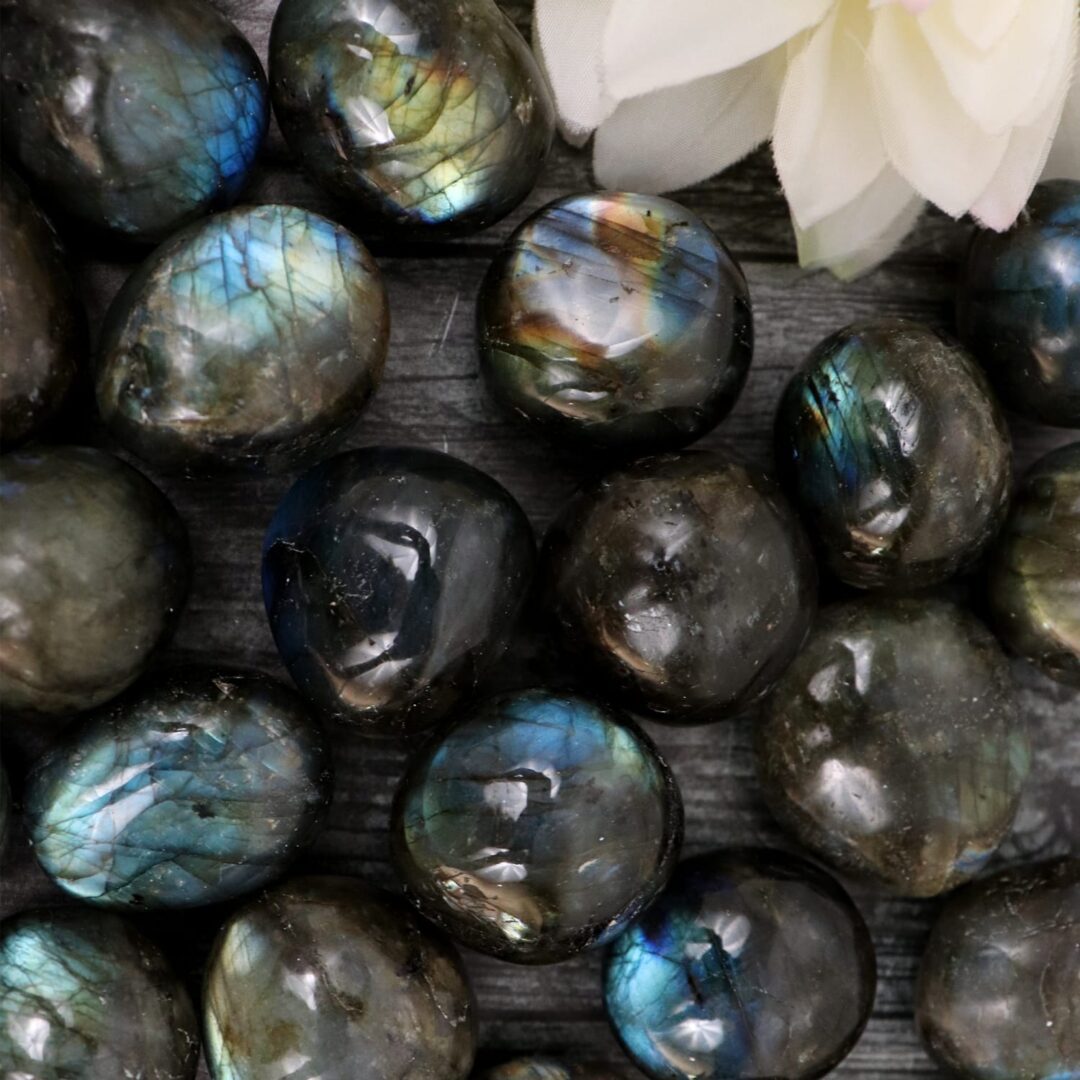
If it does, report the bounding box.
[603,849,876,1080]
[97,204,389,472]
[26,668,331,910]
[391,689,683,964]
[0,0,268,243]
[0,907,199,1079]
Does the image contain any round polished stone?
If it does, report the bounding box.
[97,204,389,472]
[775,318,1012,590]
[26,668,331,910]
[603,849,876,1080]
[269,0,554,236]
[478,1061,623,1079]
[0,907,199,1079]
[958,180,1080,428]
[263,446,535,737]
[391,688,682,964]
[0,168,84,446]
[756,597,1030,897]
[543,452,816,723]
[204,875,476,1080]
[0,0,268,244]
[987,442,1080,687]
[0,446,190,717]
[916,857,1080,1079]
[478,193,753,455]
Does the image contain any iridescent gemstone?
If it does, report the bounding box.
[478,193,752,455]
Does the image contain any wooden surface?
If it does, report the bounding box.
[1,2,1078,1077]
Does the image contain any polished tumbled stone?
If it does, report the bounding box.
[477,1061,624,1079]
[756,597,1030,897]
[478,192,753,455]
[97,204,389,472]
[392,689,682,963]
[204,875,476,1080]
[0,446,190,716]
[269,0,553,235]
[0,907,199,1079]
[0,0,268,243]
[917,857,1080,1079]
[775,318,1012,590]
[27,668,331,910]
[604,848,876,1080]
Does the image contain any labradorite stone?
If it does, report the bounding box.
[478,1061,624,1079]
[0,446,190,717]
[263,446,535,737]
[958,180,1080,428]
[756,598,1030,897]
[987,442,1080,687]
[204,876,476,1080]
[916,857,1080,1079]
[27,668,331,910]
[269,0,554,236]
[603,849,876,1080]
[391,689,682,964]
[0,0,268,244]
[0,907,199,1079]
[775,318,1012,590]
[96,204,389,472]
[0,168,84,446]
[543,452,816,723]
[478,193,753,455]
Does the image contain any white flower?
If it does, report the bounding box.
[533,0,1080,277]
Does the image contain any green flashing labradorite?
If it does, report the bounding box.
[756,597,1030,897]
[269,0,554,236]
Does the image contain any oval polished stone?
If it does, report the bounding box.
[477,1061,624,1079]
[544,452,817,723]
[0,168,84,446]
[204,875,476,1080]
[775,318,1012,590]
[263,446,535,737]
[958,180,1080,428]
[0,907,199,1079]
[0,446,190,717]
[27,668,331,910]
[916,857,1080,1080]
[97,205,389,472]
[987,442,1080,687]
[756,597,1030,897]
[478,193,753,455]
[604,849,876,1080]
[269,0,554,236]
[0,0,268,244]
[391,689,683,964]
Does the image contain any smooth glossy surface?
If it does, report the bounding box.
[477,1061,624,1079]
[604,849,876,1080]
[0,446,190,716]
[204,875,476,1080]
[0,0,268,243]
[987,442,1080,687]
[27,668,331,910]
[958,180,1080,428]
[97,204,389,472]
[775,318,1012,590]
[269,0,554,235]
[757,598,1030,897]
[0,907,198,1079]
[392,689,682,963]
[478,193,752,455]
[0,168,83,445]
[263,446,535,737]
[917,857,1080,1079]
[544,452,816,723]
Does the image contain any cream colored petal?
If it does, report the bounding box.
[602,0,830,103]
[1042,77,1080,180]
[946,0,1024,52]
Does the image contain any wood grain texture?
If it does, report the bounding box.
[1,2,1077,1078]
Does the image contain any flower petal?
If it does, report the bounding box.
[1042,76,1080,180]
[593,52,784,193]
[601,0,830,103]
[946,0,1025,52]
